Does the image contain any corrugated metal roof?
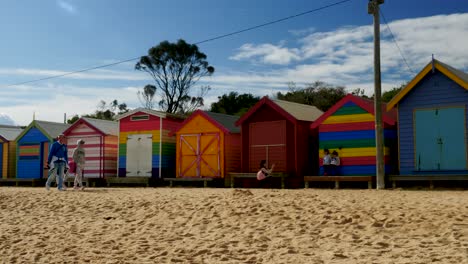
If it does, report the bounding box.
[0,125,23,141]
[35,120,70,138]
[204,111,240,133]
[115,108,185,120]
[271,99,324,122]
[436,60,468,84]
[82,117,118,135]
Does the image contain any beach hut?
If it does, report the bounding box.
[0,125,23,178]
[235,97,323,187]
[63,117,118,178]
[15,120,70,179]
[387,59,468,176]
[116,108,185,178]
[172,110,240,184]
[310,94,397,176]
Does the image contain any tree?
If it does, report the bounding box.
[210,92,260,116]
[276,81,347,112]
[66,99,129,124]
[351,88,370,99]
[137,84,157,109]
[135,39,215,114]
[382,83,406,102]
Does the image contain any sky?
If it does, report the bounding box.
[0,0,467,126]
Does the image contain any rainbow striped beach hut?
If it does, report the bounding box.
[311,94,397,176]
[116,108,185,178]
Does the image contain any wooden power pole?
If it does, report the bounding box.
[368,0,385,189]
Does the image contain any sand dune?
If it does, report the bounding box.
[0,187,467,263]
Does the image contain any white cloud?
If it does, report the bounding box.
[0,83,143,126]
[0,113,15,126]
[230,43,301,65]
[57,0,76,14]
[0,68,148,81]
[226,13,468,96]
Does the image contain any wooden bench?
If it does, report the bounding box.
[389,175,468,189]
[304,176,374,189]
[0,178,44,187]
[229,172,287,189]
[106,177,151,187]
[163,177,213,188]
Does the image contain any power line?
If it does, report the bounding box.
[6,0,354,87]
[380,9,415,75]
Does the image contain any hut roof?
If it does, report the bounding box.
[0,125,23,141]
[115,108,185,121]
[170,110,240,135]
[203,111,240,133]
[16,120,70,141]
[63,117,118,136]
[236,96,323,126]
[387,59,468,110]
[310,94,397,129]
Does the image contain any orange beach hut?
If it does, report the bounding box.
[172,110,241,184]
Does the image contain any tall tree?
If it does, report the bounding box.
[137,84,157,109]
[135,39,215,114]
[276,81,347,112]
[210,92,260,116]
[66,99,129,124]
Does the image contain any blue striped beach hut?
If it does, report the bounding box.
[15,120,70,179]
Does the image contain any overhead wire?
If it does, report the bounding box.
[380,9,415,75]
[5,0,354,87]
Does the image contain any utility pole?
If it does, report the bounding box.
[368,0,385,189]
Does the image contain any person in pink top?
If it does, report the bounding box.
[257,160,275,187]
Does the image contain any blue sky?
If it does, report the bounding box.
[1,0,467,125]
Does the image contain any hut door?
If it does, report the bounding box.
[249,121,287,172]
[179,133,221,177]
[415,107,466,170]
[126,134,152,177]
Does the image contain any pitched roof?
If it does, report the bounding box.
[35,120,71,139]
[271,99,324,122]
[62,117,118,136]
[204,111,240,133]
[236,96,323,126]
[170,110,240,136]
[310,94,397,129]
[115,108,185,121]
[0,125,23,141]
[387,59,468,110]
[16,120,71,141]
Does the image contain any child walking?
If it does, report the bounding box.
[72,139,86,190]
[330,150,341,176]
[322,149,331,176]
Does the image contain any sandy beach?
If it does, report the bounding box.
[0,187,467,264]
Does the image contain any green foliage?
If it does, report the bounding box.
[135,39,215,114]
[66,100,129,124]
[276,81,347,112]
[210,92,260,116]
[382,83,406,102]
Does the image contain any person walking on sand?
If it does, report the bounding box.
[45,134,69,191]
[72,139,86,190]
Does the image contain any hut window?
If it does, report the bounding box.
[131,115,149,121]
